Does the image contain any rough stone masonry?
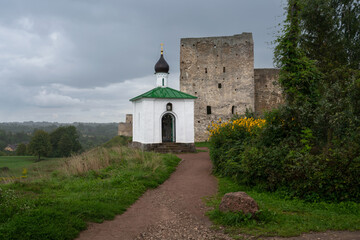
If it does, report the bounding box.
[180,33,283,142]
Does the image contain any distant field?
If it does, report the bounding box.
[0,156,64,179]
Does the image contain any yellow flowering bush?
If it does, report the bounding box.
[208,117,266,175]
[208,117,266,140]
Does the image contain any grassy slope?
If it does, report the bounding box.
[207,177,360,238]
[0,144,180,240]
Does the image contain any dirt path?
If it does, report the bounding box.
[77,149,360,240]
[76,148,231,240]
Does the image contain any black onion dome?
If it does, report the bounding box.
[154,54,169,73]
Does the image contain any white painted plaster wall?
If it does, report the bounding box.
[132,98,195,144]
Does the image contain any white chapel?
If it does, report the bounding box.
[130,45,197,152]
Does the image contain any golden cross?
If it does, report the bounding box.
[161,43,164,55]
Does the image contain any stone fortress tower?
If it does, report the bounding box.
[180,33,282,141]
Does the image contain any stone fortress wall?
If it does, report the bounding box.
[179,33,283,141]
[119,33,283,141]
[254,68,283,113]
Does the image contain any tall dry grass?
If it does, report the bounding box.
[63,147,112,175]
[62,146,164,176]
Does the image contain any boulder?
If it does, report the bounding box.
[219,192,259,215]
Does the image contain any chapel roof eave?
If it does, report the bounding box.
[130,87,197,102]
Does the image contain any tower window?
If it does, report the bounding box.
[232,106,236,114]
[205,68,207,73]
[218,83,222,88]
[207,106,211,115]
[223,67,226,73]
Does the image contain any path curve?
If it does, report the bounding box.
[77,149,360,240]
[77,148,231,240]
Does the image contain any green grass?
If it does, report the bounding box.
[0,156,64,180]
[0,146,180,240]
[195,141,210,148]
[207,177,360,238]
[0,156,35,174]
[102,135,131,148]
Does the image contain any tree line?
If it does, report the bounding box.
[0,122,118,155]
[18,126,83,160]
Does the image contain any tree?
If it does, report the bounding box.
[274,0,321,107]
[295,0,360,144]
[16,143,27,156]
[299,0,360,72]
[50,126,82,157]
[28,130,52,160]
[274,0,360,145]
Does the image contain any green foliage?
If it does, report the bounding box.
[50,126,82,157]
[0,147,180,240]
[16,143,27,156]
[0,122,119,151]
[206,177,360,237]
[274,0,321,106]
[102,135,131,148]
[28,130,52,161]
[299,0,360,71]
[209,107,360,201]
[195,142,210,148]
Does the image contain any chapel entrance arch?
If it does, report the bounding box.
[162,113,175,142]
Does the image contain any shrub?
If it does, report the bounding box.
[209,113,360,202]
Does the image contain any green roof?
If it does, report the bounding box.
[130,87,197,101]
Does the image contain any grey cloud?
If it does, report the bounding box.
[0,0,285,122]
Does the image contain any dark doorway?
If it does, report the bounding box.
[162,113,175,142]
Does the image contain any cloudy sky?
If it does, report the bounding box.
[0,0,285,123]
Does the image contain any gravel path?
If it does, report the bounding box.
[77,148,360,240]
[77,148,231,240]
